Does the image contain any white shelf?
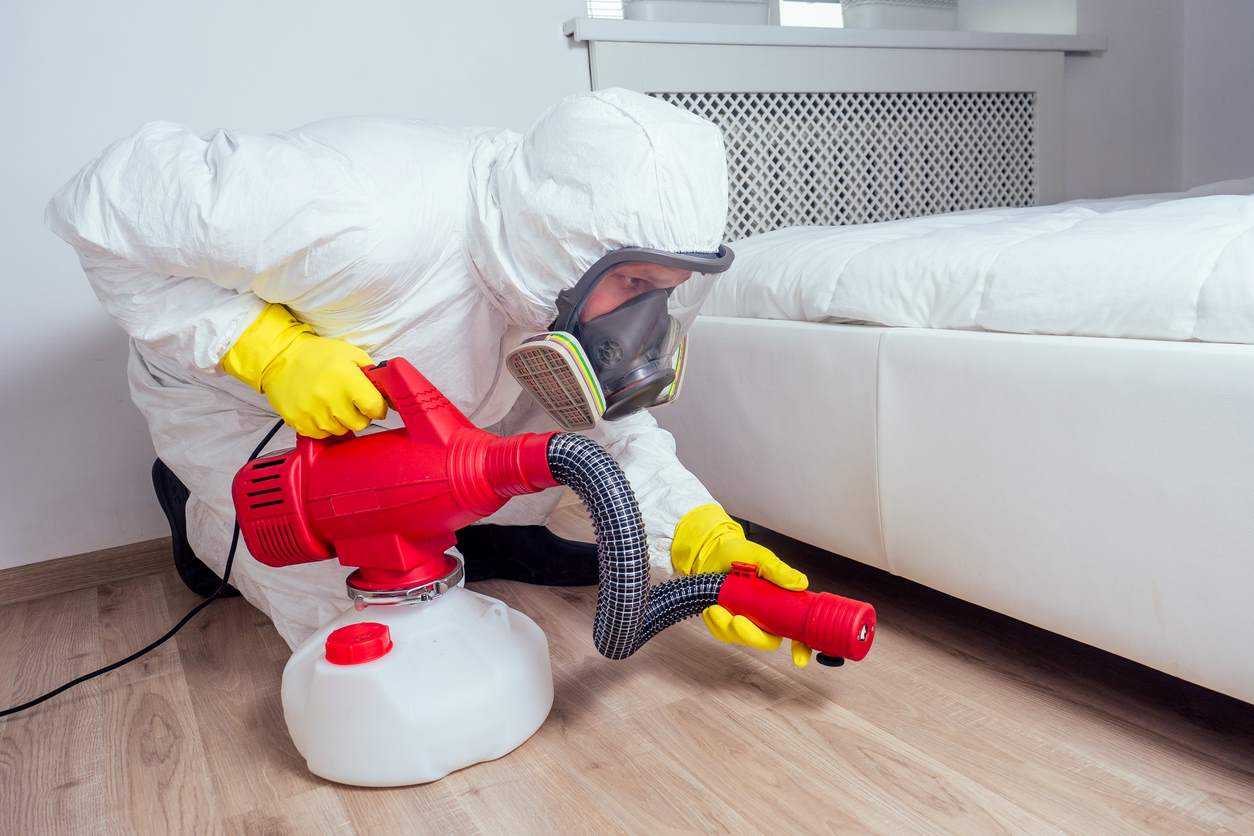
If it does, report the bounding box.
[563,18,1106,54]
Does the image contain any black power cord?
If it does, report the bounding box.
[0,419,285,719]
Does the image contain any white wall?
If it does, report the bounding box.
[1180,1,1254,188]
[1061,0,1183,200]
[0,0,588,570]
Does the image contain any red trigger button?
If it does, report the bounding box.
[729,562,758,578]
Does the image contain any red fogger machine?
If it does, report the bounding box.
[232,358,875,665]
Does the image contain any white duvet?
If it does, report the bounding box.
[698,177,1254,344]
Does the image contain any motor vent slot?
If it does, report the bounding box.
[257,519,304,562]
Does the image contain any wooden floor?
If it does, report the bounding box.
[2,532,1252,834]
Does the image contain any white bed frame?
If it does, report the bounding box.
[568,24,1254,703]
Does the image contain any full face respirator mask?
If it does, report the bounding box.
[506,245,735,430]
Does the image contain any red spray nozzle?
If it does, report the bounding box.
[717,563,876,663]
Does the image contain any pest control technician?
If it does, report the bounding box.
[46,88,813,666]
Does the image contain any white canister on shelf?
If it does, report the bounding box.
[842,0,958,30]
[623,0,770,25]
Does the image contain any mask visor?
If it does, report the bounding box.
[551,245,735,332]
[653,328,687,406]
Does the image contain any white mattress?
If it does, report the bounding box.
[693,177,1254,345]
[659,317,1254,703]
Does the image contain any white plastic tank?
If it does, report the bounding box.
[281,585,553,786]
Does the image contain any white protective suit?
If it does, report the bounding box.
[47,89,729,647]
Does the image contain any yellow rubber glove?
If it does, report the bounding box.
[221,304,387,438]
[672,504,813,668]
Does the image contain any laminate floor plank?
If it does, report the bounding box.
[223,785,355,835]
[520,694,759,833]
[100,673,222,835]
[156,573,321,820]
[338,779,479,836]
[97,573,183,687]
[0,587,112,835]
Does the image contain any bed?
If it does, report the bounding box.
[661,316,1254,704]
[567,25,1254,702]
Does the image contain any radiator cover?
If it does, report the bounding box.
[653,90,1036,240]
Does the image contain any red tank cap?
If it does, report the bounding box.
[325,622,393,665]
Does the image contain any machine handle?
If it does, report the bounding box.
[362,360,418,425]
[296,358,476,461]
[361,359,475,445]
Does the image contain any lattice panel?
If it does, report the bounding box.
[652,91,1036,240]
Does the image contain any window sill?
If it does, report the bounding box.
[563,18,1106,54]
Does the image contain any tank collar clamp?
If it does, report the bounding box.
[346,555,465,609]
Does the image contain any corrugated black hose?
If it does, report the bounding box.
[546,432,726,660]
